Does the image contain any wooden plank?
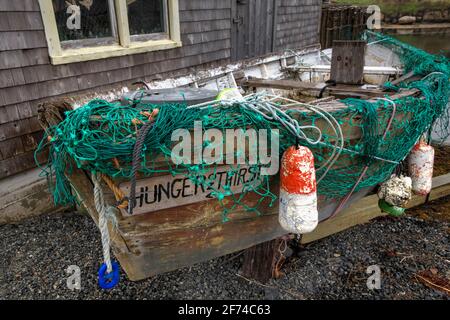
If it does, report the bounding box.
[0,48,49,70]
[0,167,63,225]
[246,0,253,59]
[0,105,20,124]
[10,68,26,86]
[0,117,41,141]
[272,0,279,51]
[245,78,386,98]
[291,65,402,75]
[0,69,14,88]
[301,193,382,244]
[0,12,43,31]
[240,238,283,283]
[181,29,230,46]
[16,102,35,119]
[0,137,24,160]
[179,0,230,11]
[387,70,416,87]
[244,78,322,90]
[252,0,259,58]
[0,31,47,51]
[21,131,43,152]
[0,0,40,11]
[181,19,231,34]
[0,148,47,179]
[180,9,231,22]
[117,213,286,280]
[115,177,279,236]
[330,40,366,85]
[119,165,263,216]
[301,173,450,244]
[328,85,385,98]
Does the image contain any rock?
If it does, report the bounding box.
[398,16,417,25]
[443,10,449,20]
[424,10,444,22]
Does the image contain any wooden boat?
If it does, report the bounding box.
[38,34,448,281]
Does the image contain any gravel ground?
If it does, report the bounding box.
[0,197,449,300]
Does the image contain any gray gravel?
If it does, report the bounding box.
[0,199,449,300]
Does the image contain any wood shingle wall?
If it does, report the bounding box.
[275,0,321,50]
[0,0,321,179]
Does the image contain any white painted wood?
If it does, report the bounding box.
[38,0,62,57]
[114,0,131,48]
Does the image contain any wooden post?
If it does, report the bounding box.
[240,237,285,283]
[330,40,366,85]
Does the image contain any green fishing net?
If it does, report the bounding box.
[35,31,450,218]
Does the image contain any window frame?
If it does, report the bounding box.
[38,0,181,65]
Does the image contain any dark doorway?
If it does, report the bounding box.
[231,0,277,61]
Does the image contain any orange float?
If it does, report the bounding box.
[279,145,318,234]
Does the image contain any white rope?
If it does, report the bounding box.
[420,71,445,81]
[187,93,324,145]
[92,173,117,274]
[186,92,399,176]
[263,94,345,182]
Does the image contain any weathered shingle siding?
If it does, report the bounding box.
[275,0,321,50]
[0,0,41,12]
[0,0,234,178]
[0,0,321,179]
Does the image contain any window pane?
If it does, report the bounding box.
[52,0,114,42]
[128,0,166,35]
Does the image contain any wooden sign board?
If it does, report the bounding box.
[119,165,264,216]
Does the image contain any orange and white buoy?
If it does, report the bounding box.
[279,145,318,234]
[408,139,434,195]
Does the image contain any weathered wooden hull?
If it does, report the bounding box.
[59,44,408,281]
[69,166,373,281]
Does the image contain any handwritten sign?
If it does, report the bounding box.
[119,165,263,216]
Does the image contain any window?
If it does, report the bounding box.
[39,0,181,64]
[128,0,167,39]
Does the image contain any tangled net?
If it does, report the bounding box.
[35,32,450,220]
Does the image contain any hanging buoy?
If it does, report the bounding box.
[216,88,243,101]
[279,145,318,234]
[377,174,412,207]
[377,174,412,217]
[408,139,434,195]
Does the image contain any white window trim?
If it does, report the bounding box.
[38,0,182,65]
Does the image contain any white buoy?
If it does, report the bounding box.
[279,145,318,234]
[408,140,434,195]
[377,174,412,207]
